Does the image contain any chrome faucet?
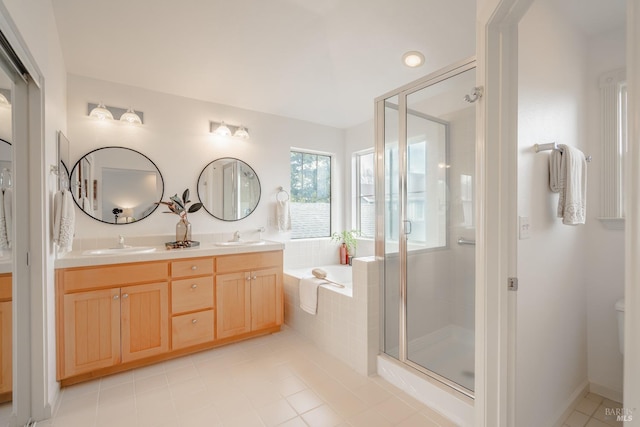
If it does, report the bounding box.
[117,235,126,248]
[231,231,241,242]
[257,227,265,240]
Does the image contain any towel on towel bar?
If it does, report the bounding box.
[53,189,76,252]
[276,199,291,232]
[299,276,328,315]
[549,145,587,225]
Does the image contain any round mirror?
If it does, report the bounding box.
[197,158,261,221]
[70,147,164,224]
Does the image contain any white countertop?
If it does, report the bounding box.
[55,240,285,269]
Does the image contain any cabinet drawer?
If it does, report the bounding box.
[62,262,168,293]
[216,251,282,274]
[171,277,214,314]
[172,309,214,350]
[171,258,214,278]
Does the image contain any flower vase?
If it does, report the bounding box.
[176,218,192,243]
[339,243,347,265]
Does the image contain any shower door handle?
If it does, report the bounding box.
[403,220,412,235]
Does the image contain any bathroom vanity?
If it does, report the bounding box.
[55,243,283,385]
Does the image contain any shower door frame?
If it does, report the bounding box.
[375,57,477,400]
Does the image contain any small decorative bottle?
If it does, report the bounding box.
[176,218,192,243]
[339,243,347,265]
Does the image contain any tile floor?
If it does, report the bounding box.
[562,392,624,427]
[31,326,457,427]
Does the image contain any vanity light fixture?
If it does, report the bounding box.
[87,103,144,124]
[402,51,425,68]
[120,107,143,124]
[0,93,9,106]
[210,121,250,140]
[89,102,114,120]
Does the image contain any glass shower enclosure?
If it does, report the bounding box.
[375,59,477,397]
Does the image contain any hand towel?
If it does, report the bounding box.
[3,189,11,248]
[53,190,75,252]
[550,145,587,225]
[276,199,291,232]
[82,196,92,214]
[299,276,327,315]
[0,190,7,249]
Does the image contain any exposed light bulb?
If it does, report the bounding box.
[213,121,232,137]
[233,125,250,139]
[0,93,9,106]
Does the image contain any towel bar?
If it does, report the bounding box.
[457,238,476,246]
[276,186,290,202]
[533,142,592,162]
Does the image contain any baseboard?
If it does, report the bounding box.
[551,380,590,427]
[590,383,623,403]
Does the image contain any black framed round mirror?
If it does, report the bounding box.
[70,146,164,224]
[197,158,261,221]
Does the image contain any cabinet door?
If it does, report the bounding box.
[0,301,11,395]
[121,282,169,363]
[250,267,283,331]
[216,272,251,339]
[63,288,120,377]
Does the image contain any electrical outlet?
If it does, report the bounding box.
[519,216,531,239]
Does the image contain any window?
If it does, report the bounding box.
[290,150,332,238]
[354,150,375,238]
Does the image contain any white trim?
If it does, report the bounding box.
[0,3,42,88]
[625,0,640,422]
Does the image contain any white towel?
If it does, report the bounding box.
[82,196,92,214]
[0,190,7,249]
[549,145,587,225]
[53,190,76,252]
[299,276,327,315]
[276,200,291,232]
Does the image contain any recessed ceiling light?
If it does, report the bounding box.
[402,51,425,68]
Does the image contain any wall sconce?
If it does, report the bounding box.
[88,102,144,124]
[210,121,250,139]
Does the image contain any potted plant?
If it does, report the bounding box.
[158,189,202,247]
[331,230,361,264]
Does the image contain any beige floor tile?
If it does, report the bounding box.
[55,390,98,418]
[352,381,393,406]
[95,409,137,427]
[96,397,136,419]
[286,389,324,415]
[181,405,223,426]
[593,402,624,425]
[301,404,344,427]
[323,388,369,418]
[373,395,418,424]
[220,409,266,427]
[173,388,215,416]
[99,370,134,390]
[565,410,590,427]
[586,418,611,427]
[165,363,200,384]
[276,416,307,427]
[51,411,97,427]
[347,408,394,427]
[396,412,441,427]
[247,386,284,408]
[60,380,101,401]
[257,398,298,427]
[214,391,254,421]
[132,361,166,380]
[576,397,601,416]
[168,375,206,398]
[275,375,308,396]
[98,381,134,405]
[134,372,168,394]
[585,392,605,404]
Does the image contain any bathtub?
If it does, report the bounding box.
[284,264,353,297]
[283,257,378,375]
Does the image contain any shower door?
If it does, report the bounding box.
[377,59,477,396]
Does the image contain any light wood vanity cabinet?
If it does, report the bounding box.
[0,274,12,401]
[56,250,283,385]
[170,258,215,350]
[215,252,283,339]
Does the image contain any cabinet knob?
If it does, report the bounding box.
[191,265,198,270]
[191,319,197,324]
[191,283,197,289]
[113,295,119,300]
[122,293,129,299]
[252,276,257,280]
[246,276,251,281]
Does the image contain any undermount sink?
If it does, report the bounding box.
[81,246,157,256]
[214,240,266,247]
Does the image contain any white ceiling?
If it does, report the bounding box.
[50,0,477,129]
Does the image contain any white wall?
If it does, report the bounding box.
[66,74,345,244]
[517,1,590,425]
[584,27,626,400]
[1,0,67,416]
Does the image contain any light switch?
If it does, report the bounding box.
[519,216,531,239]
